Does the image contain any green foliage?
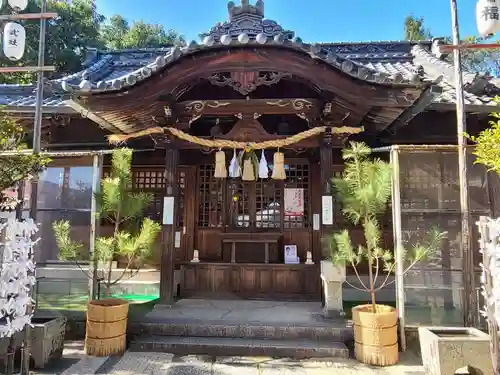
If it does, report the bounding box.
[96,148,153,225]
[0,0,105,84]
[323,142,447,309]
[100,15,186,49]
[467,97,500,173]
[52,148,161,295]
[0,110,49,207]
[0,1,185,84]
[52,220,86,261]
[404,15,432,41]
[403,15,500,76]
[458,36,500,77]
[332,142,392,224]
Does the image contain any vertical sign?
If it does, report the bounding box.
[322,195,333,225]
[162,196,174,225]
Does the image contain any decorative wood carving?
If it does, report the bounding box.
[208,71,291,95]
[82,48,424,133]
[184,100,231,124]
[49,115,71,127]
[266,98,313,111]
[178,98,319,118]
[266,99,313,123]
[221,116,270,142]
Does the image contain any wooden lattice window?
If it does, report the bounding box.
[102,167,185,224]
[132,170,165,190]
[284,162,309,229]
[198,165,223,228]
[255,180,281,229]
[228,181,251,229]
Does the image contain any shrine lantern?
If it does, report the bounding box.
[7,0,28,11]
[3,22,26,61]
[476,0,500,37]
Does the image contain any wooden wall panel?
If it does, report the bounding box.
[180,263,320,300]
[196,229,222,260]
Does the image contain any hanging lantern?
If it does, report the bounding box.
[476,0,500,37]
[229,150,240,178]
[272,151,286,180]
[214,150,227,178]
[3,22,26,61]
[242,158,255,181]
[7,0,28,11]
[258,150,269,179]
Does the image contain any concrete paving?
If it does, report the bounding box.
[33,343,427,375]
[145,299,337,325]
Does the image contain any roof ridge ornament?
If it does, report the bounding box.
[228,0,264,20]
[201,0,294,43]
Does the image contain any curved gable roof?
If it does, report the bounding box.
[0,1,498,112]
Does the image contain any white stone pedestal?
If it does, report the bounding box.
[320,260,346,318]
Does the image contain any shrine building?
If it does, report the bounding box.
[1,0,499,318]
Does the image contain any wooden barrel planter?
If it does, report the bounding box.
[352,304,398,366]
[85,299,129,357]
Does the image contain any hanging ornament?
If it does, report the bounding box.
[258,150,269,179]
[476,0,500,37]
[229,149,240,178]
[3,22,26,61]
[7,0,28,11]
[272,151,286,180]
[214,149,227,178]
[242,158,255,181]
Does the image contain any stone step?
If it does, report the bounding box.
[128,320,353,342]
[129,335,350,359]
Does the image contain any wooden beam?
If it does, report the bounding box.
[176,98,321,118]
[0,12,57,21]
[0,66,55,73]
[439,43,500,52]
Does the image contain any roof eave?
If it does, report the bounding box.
[2,105,75,115]
[63,99,124,133]
[428,102,500,113]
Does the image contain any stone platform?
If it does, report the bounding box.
[128,299,352,359]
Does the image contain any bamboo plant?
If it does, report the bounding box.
[52,148,161,297]
[324,142,447,312]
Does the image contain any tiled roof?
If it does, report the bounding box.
[0,0,498,113]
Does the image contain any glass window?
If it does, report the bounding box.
[35,166,93,210]
[34,210,91,263]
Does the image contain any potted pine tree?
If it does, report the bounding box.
[52,148,161,357]
[324,142,446,366]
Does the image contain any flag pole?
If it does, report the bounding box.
[22,0,48,374]
[450,0,476,327]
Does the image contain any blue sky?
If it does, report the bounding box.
[95,0,482,43]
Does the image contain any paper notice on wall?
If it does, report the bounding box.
[322,195,333,225]
[162,196,174,225]
[284,188,304,216]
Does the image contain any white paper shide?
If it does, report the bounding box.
[476,0,500,37]
[0,219,37,338]
[3,22,26,61]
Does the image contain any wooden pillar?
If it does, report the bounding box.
[159,145,179,305]
[320,128,334,230]
[320,129,333,196]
